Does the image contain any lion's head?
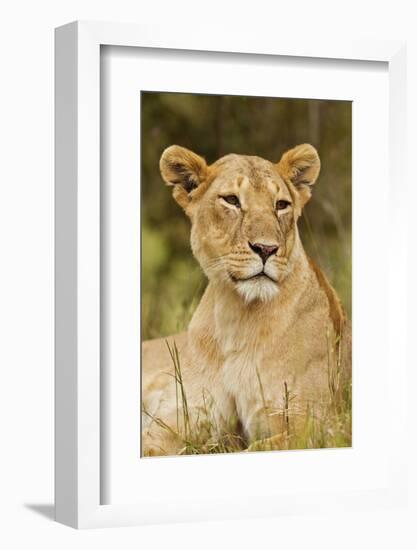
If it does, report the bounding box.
[160,144,320,303]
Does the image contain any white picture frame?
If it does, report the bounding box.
[55,20,407,529]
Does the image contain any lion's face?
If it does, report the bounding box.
[160,144,320,303]
[189,155,298,304]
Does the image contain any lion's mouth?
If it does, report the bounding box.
[230,271,277,283]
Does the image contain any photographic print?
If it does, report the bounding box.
[141,92,352,457]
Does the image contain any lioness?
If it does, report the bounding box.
[142,144,351,456]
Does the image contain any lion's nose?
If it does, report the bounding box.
[249,242,278,264]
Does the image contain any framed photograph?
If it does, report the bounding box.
[55,21,407,528]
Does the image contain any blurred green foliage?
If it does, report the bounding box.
[141,92,351,340]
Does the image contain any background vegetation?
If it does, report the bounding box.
[141,92,352,341]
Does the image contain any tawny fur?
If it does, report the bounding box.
[142,144,351,456]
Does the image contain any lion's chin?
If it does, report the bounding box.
[235,277,279,304]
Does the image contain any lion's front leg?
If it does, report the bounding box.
[142,408,184,457]
[242,405,289,450]
[142,401,222,456]
[246,432,288,452]
[239,386,309,451]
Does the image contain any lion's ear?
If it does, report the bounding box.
[277,144,320,206]
[160,145,208,210]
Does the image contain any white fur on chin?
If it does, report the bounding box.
[235,277,279,303]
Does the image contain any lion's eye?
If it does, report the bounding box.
[221,195,241,208]
[276,200,291,210]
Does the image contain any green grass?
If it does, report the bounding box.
[143,335,352,456]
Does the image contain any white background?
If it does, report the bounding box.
[0,1,416,549]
